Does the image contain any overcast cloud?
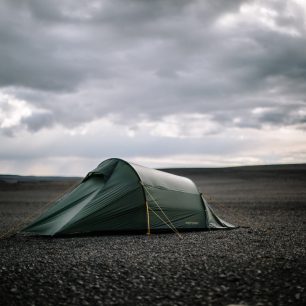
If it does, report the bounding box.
[0,0,306,175]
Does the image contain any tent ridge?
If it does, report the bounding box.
[142,183,200,195]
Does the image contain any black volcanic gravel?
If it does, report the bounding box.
[0,166,306,306]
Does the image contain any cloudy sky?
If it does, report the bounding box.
[0,0,306,175]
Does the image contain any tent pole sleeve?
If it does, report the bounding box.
[145,201,151,235]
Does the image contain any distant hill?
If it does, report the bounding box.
[1,163,305,183]
[161,163,306,176]
[0,174,81,184]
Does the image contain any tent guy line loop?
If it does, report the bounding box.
[141,181,182,238]
[148,207,183,239]
[142,183,183,239]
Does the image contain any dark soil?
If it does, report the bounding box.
[0,165,305,306]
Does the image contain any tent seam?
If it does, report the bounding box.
[142,183,199,195]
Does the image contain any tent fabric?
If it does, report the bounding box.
[22,158,235,236]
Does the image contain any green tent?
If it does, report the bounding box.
[22,158,235,236]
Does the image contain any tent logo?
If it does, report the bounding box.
[185,221,199,225]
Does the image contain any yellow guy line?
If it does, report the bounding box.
[0,180,80,240]
[148,207,182,239]
[143,184,182,239]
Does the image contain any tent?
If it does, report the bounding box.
[22,158,235,236]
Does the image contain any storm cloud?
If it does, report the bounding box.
[0,0,305,174]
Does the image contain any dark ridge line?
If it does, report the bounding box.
[1,163,306,183]
[160,163,306,172]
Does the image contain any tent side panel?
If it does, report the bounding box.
[23,159,147,235]
[22,176,106,235]
[144,185,206,230]
[58,160,147,234]
[60,185,147,234]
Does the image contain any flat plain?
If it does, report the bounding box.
[0,164,305,306]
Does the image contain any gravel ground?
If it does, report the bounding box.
[0,165,305,306]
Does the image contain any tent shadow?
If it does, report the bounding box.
[17,227,238,240]
[53,228,216,238]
